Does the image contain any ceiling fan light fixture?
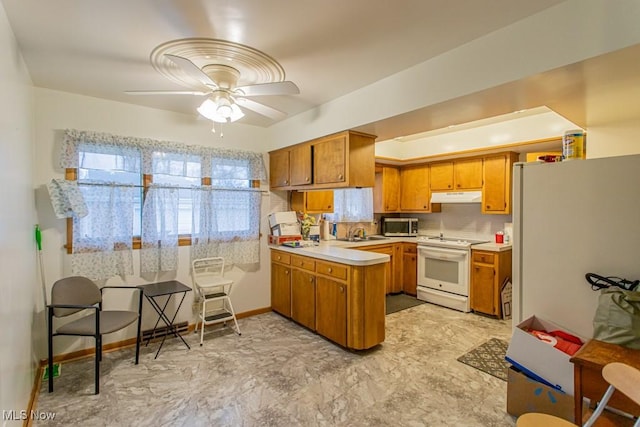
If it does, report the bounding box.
[197,96,245,123]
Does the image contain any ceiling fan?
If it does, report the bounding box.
[126,53,300,123]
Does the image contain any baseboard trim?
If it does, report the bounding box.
[24,364,44,427]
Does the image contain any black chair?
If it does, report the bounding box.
[47,276,142,394]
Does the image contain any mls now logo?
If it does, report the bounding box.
[2,410,56,421]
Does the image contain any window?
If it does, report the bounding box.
[60,129,266,270]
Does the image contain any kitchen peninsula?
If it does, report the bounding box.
[270,242,389,350]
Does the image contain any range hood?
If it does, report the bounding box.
[430,190,482,204]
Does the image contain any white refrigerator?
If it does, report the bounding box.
[512,154,640,339]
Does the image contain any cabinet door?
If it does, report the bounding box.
[289,144,313,186]
[316,276,347,347]
[314,135,346,185]
[269,150,290,188]
[271,262,291,317]
[471,262,496,315]
[482,155,508,214]
[400,165,431,211]
[291,269,316,330]
[430,162,454,191]
[373,166,400,212]
[402,243,417,296]
[454,158,483,190]
[306,190,334,212]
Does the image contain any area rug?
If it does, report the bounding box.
[457,338,510,381]
[386,294,425,315]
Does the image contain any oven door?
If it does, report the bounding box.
[417,246,469,296]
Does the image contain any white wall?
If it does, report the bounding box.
[0,3,37,424]
[32,88,274,357]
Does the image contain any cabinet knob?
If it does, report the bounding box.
[423,205,427,209]
[340,286,344,293]
[309,277,313,283]
[328,267,333,273]
[456,184,461,188]
[284,180,289,185]
[305,177,310,182]
[277,255,281,260]
[338,174,343,180]
[448,184,452,188]
[285,270,289,275]
[327,205,332,209]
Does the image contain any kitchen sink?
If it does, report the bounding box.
[336,235,389,242]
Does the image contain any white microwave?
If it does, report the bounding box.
[382,217,419,237]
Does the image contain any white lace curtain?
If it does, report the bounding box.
[71,184,135,280]
[327,188,374,222]
[59,129,265,279]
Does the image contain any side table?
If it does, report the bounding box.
[138,280,192,359]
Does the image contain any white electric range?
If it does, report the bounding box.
[415,235,489,312]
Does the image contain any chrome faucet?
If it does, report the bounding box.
[347,227,366,241]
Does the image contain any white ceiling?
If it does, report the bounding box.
[2,0,565,129]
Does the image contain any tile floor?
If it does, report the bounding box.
[36,302,515,426]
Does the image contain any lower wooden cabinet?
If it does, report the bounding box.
[270,249,386,349]
[470,249,512,317]
[291,269,316,330]
[402,243,417,296]
[357,243,403,294]
[315,276,347,347]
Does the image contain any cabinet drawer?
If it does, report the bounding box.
[271,251,291,265]
[473,252,495,264]
[291,255,316,271]
[403,244,417,254]
[316,261,348,281]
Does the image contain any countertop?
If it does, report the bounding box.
[269,236,417,266]
[471,242,512,252]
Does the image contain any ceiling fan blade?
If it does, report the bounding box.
[235,81,300,97]
[235,98,287,120]
[164,54,218,89]
[125,90,208,96]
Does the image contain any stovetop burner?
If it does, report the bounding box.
[416,235,489,249]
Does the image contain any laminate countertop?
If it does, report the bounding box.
[269,243,390,266]
[471,242,513,252]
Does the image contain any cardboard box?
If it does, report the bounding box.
[268,234,302,245]
[501,279,512,320]
[268,211,298,228]
[507,366,574,422]
[271,222,300,236]
[506,315,582,395]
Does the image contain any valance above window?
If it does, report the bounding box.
[60,129,266,181]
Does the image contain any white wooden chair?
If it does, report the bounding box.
[192,257,241,345]
[517,362,640,427]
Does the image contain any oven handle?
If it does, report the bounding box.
[418,246,468,261]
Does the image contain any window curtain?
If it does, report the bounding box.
[327,188,374,222]
[140,186,180,273]
[191,187,261,265]
[71,183,135,280]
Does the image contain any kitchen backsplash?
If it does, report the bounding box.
[376,204,512,241]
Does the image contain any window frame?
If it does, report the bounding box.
[65,168,259,254]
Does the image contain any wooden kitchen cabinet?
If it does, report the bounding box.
[358,243,402,294]
[270,249,386,350]
[454,158,483,190]
[482,152,519,214]
[291,268,316,330]
[373,165,400,213]
[269,150,290,189]
[470,249,512,317]
[402,243,417,296]
[430,158,483,192]
[399,164,440,212]
[269,130,376,191]
[271,251,292,317]
[290,190,334,213]
[289,144,313,186]
[430,161,454,191]
[315,275,348,347]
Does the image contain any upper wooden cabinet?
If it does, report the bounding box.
[454,158,483,190]
[373,165,400,213]
[430,158,483,191]
[289,144,313,186]
[269,130,376,191]
[290,190,334,213]
[399,164,440,212]
[482,152,519,214]
[269,150,290,188]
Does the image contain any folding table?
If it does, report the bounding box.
[138,280,192,359]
